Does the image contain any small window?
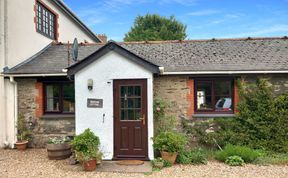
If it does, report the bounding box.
[44,83,75,114]
[36,2,56,39]
[195,79,233,113]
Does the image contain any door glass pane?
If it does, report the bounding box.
[121,110,127,120]
[127,98,134,108]
[121,86,127,97]
[128,110,135,120]
[196,82,212,110]
[135,98,141,108]
[121,98,126,108]
[134,86,141,96]
[120,85,142,121]
[128,86,134,96]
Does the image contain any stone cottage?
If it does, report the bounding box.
[3,37,288,160]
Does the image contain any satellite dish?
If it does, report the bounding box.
[71,38,78,61]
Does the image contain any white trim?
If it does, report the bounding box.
[9,76,17,148]
[3,73,67,77]
[162,71,288,75]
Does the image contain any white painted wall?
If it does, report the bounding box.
[75,51,154,160]
[0,0,99,148]
[7,0,97,68]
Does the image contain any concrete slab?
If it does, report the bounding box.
[97,161,152,173]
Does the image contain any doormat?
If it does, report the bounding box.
[116,160,144,165]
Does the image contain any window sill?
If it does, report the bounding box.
[192,113,235,118]
[40,114,75,120]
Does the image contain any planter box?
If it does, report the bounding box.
[161,151,178,164]
[46,143,72,160]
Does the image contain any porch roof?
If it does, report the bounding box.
[4,37,288,75]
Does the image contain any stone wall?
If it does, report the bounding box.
[243,75,288,95]
[16,78,75,147]
[153,75,191,119]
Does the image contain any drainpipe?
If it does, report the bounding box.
[9,76,17,148]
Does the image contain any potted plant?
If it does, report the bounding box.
[15,114,32,150]
[71,129,100,171]
[96,151,103,165]
[47,136,72,160]
[153,131,187,164]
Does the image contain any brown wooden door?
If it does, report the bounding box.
[113,79,148,160]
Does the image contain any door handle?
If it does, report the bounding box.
[139,114,145,125]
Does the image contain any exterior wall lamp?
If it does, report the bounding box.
[87,79,93,90]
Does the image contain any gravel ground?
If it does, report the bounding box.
[0,149,288,178]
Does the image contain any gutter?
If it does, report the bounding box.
[9,76,17,148]
[161,70,288,75]
[3,73,67,77]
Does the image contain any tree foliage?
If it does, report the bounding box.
[124,14,187,41]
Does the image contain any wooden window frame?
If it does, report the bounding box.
[36,1,57,40]
[43,81,75,114]
[194,78,234,114]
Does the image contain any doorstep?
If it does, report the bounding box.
[97,161,152,173]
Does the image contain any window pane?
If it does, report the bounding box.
[63,98,75,112]
[46,98,60,111]
[215,96,232,111]
[63,84,75,112]
[63,84,74,98]
[196,82,212,110]
[46,85,59,98]
[215,80,232,111]
[36,2,55,39]
[215,81,232,96]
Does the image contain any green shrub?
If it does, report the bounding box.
[177,148,207,164]
[225,156,244,166]
[154,98,176,136]
[153,131,187,153]
[184,79,288,153]
[16,114,33,142]
[71,129,100,161]
[253,153,288,165]
[215,144,260,163]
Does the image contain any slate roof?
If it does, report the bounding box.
[4,37,288,74]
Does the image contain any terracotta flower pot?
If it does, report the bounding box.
[46,143,72,160]
[83,159,97,171]
[15,140,28,151]
[161,151,178,164]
